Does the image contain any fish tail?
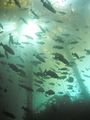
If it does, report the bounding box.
[0,42,3,46]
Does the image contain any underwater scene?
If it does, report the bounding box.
[0,0,90,120]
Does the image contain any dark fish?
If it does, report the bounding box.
[8,63,20,72]
[20,17,28,24]
[70,41,78,44]
[44,69,59,78]
[22,106,30,112]
[34,83,41,87]
[9,33,14,45]
[53,45,64,49]
[0,23,3,29]
[55,20,63,23]
[8,63,26,77]
[35,32,43,37]
[31,60,41,65]
[24,35,33,40]
[53,53,69,65]
[0,42,15,55]
[16,64,24,68]
[19,84,33,92]
[83,74,90,78]
[72,52,79,59]
[33,54,45,63]
[54,36,64,43]
[18,69,26,77]
[0,52,5,57]
[67,85,73,90]
[62,33,71,37]
[67,77,74,83]
[60,67,68,71]
[30,9,39,19]
[37,41,45,45]
[84,49,90,55]
[0,31,3,34]
[58,92,63,94]
[4,88,7,93]
[2,110,16,119]
[38,25,46,33]
[45,89,55,95]
[0,61,7,65]
[21,41,31,44]
[59,11,66,15]
[33,71,45,77]
[36,87,45,93]
[61,72,68,75]
[41,0,56,13]
[49,82,55,85]
[13,0,21,8]
[35,80,43,84]
[59,76,67,80]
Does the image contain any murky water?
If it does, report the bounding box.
[0,0,90,120]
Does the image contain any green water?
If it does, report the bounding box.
[0,0,90,120]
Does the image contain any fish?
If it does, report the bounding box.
[61,72,68,75]
[35,32,43,37]
[33,54,45,63]
[0,31,3,34]
[9,33,14,45]
[0,52,5,57]
[49,82,55,85]
[84,49,90,55]
[33,71,45,77]
[24,35,33,40]
[53,53,69,65]
[20,17,28,24]
[8,63,20,72]
[83,74,90,78]
[53,45,64,49]
[41,0,56,13]
[37,41,45,45]
[67,85,73,90]
[19,84,33,92]
[54,36,64,43]
[67,76,74,83]
[13,0,21,8]
[22,106,30,112]
[0,23,3,29]
[62,33,71,37]
[34,83,41,87]
[70,41,78,44]
[72,52,79,59]
[8,63,26,77]
[45,89,55,95]
[38,25,46,33]
[60,67,68,71]
[0,42,15,55]
[36,87,45,93]
[55,20,63,23]
[0,61,7,65]
[2,110,16,119]
[30,9,39,19]
[16,64,24,68]
[59,11,66,15]
[44,69,59,78]
[59,76,67,80]
[18,69,26,77]
[35,80,43,84]
[31,60,41,65]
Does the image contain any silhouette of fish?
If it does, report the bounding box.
[0,42,15,55]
